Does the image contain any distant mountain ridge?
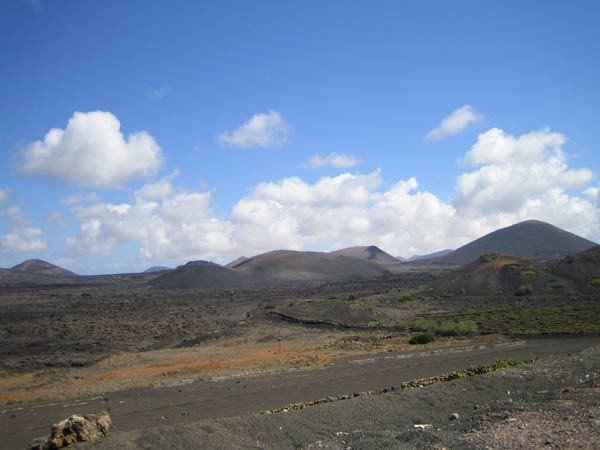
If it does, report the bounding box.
[330,245,402,267]
[11,259,76,277]
[152,249,392,289]
[408,249,454,261]
[143,266,171,273]
[435,220,597,265]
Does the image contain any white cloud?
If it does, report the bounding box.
[426,105,482,141]
[63,126,599,262]
[66,177,233,261]
[61,192,102,205]
[455,128,593,217]
[0,188,9,202]
[304,153,362,169]
[218,111,291,148]
[0,227,47,253]
[148,84,171,102]
[17,111,164,188]
[0,205,47,253]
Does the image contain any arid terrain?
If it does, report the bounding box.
[1,221,600,449]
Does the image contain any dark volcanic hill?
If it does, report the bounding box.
[547,245,600,292]
[426,254,568,297]
[436,220,596,265]
[143,266,171,273]
[330,245,401,267]
[408,249,454,261]
[11,259,76,277]
[233,250,391,284]
[225,256,248,269]
[149,260,254,289]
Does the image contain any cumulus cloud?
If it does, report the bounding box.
[218,111,291,148]
[66,177,233,261]
[426,105,482,140]
[455,128,594,217]
[0,227,47,253]
[0,205,47,253]
[17,111,164,188]
[304,153,362,169]
[63,126,599,262]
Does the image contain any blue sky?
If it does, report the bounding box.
[1,0,599,274]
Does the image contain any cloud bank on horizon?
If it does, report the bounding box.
[3,107,597,272]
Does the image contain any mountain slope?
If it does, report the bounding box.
[330,245,401,267]
[426,254,567,297]
[408,249,454,261]
[225,256,248,269]
[234,250,391,283]
[11,259,76,277]
[547,245,600,292]
[437,220,596,265]
[149,261,254,289]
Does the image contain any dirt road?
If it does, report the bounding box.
[2,335,599,450]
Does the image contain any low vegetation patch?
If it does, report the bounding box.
[438,319,478,336]
[550,280,567,289]
[591,279,600,287]
[399,294,413,303]
[515,284,533,296]
[520,270,536,277]
[421,306,600,335]
[327,296,343,304]
[412,317,478,337]
[507,264,520,270]
[408,332,436,345]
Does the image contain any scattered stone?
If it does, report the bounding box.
[449,412,460,421]
[30,412,111,450]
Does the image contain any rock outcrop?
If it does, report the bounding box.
[30,412,111,450]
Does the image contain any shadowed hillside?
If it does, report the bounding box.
[149,261,255,289]
[426,253,569,297]
[234,250,391,284]
[548,246,600,292]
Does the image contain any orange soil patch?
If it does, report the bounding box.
[0,333,504,407]
[474,258,521,272]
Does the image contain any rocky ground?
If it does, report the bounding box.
[0,273,431,374]
[75,345,600,450]
[2,273,600,449]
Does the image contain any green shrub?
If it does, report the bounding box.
[409,333,436,345]
[515,284,533,296]
[438,320,478,336]
[412,317,437,332]
[490,358,527,370]
[328,296,343,304]
[591,279,600,287]
[550,280,567,289]
[520,270,536,277]
[507,264,520,270]
[399,295,413,303]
